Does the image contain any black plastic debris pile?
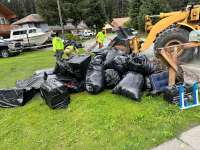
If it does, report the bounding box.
[0,48,184,109]
[0,55,91,109]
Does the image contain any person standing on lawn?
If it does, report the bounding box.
[96,30,106,49]
[52,32,64,60]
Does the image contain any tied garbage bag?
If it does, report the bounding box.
[128,55,160,75]
[163,84,193,104]
[54,55,91,80]
[91,55,104,65]
[40,78,70,109]
[113,72,144,101]
[91,48,110,58]
[105,55,129,74]
[0,88,36,108]
[85,56,104,94]
[149,71,169,93]
[104,69,121,88]
[104,48,125,68]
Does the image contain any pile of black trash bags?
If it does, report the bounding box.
[0,48,184,109]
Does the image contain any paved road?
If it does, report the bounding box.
[82,34,116,51]
[151,125,200,150]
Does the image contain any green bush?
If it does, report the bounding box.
[65,33,81,42]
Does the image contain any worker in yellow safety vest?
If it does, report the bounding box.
[64,45,79,59]
[52,32,64,60]
[96,30,106,49]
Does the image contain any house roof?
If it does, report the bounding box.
[0,3,16,19]
[12,14,45,25]
[64,23,76,30]
[111,17,130,28]
[77,21,88,29]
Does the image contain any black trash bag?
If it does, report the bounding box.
[16,75,45,90]
[128,55,160,75]
[104,69,121,88]
[163,84,193,104]
[106,55,129,74]
[0,88,35,108]
[85,63,104,94]
[33,68,54,76]
[104,48,125,68]
[91,55,104,65]
[54,55,91,80]
[113,72,144,101]
[132,55,149,64]
[53,60,72,75]
[91,47,110,58]
[40,78,70,109]
[148,71,169,96]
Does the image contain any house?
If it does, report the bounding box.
[0,2,16,37]
[111,17,130,29]
[49,21,89,35]
[12,14,49,32]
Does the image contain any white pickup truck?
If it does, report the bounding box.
[80,30,96,37]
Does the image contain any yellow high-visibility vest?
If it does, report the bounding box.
[96,31,106,44]
[52,37,64,52]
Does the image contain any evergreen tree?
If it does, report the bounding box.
[84,0,107,31]
[35,0,58,25]
[129,0,141,30]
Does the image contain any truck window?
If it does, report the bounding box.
[13,30,27,35]
[29,29,36,33]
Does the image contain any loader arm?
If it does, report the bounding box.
[140,12,189,52]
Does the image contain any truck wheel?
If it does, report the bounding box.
[154,28,195,63]
[0,50,9,58]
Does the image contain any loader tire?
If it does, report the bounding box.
[154,28,195,63]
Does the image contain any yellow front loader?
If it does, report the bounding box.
[128,4,200,62]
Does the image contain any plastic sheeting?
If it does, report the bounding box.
[0,88,36,108]
[33,68,54,76]
[113,72,144,101]
[16,75,45,90]
[40,78,70,109]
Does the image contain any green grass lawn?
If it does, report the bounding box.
[0,50,200,150]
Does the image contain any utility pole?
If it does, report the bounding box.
[57,0,65,39]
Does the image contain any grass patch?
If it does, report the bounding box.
[0,50,200,150]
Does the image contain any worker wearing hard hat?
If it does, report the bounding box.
[96,30,106,48]
[52,32,64,60]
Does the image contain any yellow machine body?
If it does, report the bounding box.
[133,5,200,53]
